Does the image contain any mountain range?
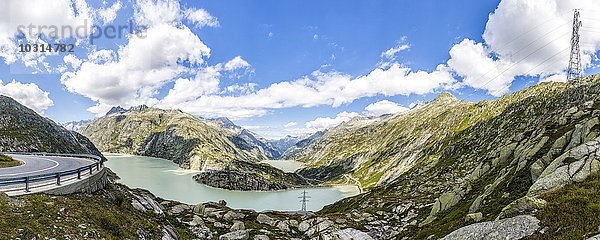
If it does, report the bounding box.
[2,73,600,239]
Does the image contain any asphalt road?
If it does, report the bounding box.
[0,154,95,179]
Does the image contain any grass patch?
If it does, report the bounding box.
[0,154,21,168]
[526,171,600,240]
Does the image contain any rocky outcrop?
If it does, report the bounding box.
[193,170,295,191]
[270,135,303,153]
[528,135,600,196]
[441,215,540,240]
[0,95,103,158]
[496,196,546,220]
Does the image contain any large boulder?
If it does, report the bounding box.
[496,196,546,220]
[528,137,600,196]
[441,215,540,240]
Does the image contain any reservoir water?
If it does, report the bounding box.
[259,160,304,172]
[104,153,360,212]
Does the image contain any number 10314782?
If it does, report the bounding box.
[18,43,74,53]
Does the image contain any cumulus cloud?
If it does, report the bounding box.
[133,0,182,26]
[134,0,218,28]
[98,1,122,24]
[185,8,219,28]
[304,111,360,130]
[446,0,600,95]
[364,100,409,116]
[224,56,250,71]
[0,0,93,64]
[0,80,53,113]
[159,63,456,119]
[61,23,210,115]
[284,122,297,128]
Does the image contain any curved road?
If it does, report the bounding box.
[0,154,95,179]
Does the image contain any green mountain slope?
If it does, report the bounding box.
[79,106,308,190]
[313,74,600,239]
[0,95,103,158]
[80,106,278,170]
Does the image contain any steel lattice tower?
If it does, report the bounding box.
[567,9,583,81]
[299,190,311,211]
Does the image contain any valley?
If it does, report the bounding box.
[2,74,600,239]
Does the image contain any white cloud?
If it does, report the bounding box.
[134,0,182,26]
[381,43,410,59]
[0,80,53,113]
[446,0,600,95]
[0,0,93,64]
[284,122,297,128]
[224,56,250,71]
[364,100,409,116]
[158,63,456,120]
[98,1,122,24]
[304,111,359,130]
[134,0,218,28]
[63,54,82,69]
[61,24,210,116]
[447,39,517,96]
[159,66,220,107]
[185,8,219,28]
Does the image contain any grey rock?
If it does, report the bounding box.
[528,137,600,196]
[214,222,228,228]
[219,230,250,240]
[332,228,374,240]
[496,196,546,220]
[168,204,188,215]
[223,211,246,221]
[189,215,204,227]
[441,215,540,240]
[256,214,277,226]
[193,204,205,214]
[422,191,463,225]
[299,219,312,232]
[230,221,245,231]
[276,220,290,232]
[253,235,269,240]
[131,193,164,215]
[464,212,483,223]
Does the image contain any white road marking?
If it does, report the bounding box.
[0,156,60,177]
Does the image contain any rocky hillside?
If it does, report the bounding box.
[61,119,92,132]
[313,74,600,239]
[79,106,278,171]
[271,135,304,153]
[0,95,103,158]
[284,92,485,189]
[212,117,281,159]
[0,171,371,239]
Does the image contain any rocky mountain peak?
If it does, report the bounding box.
[213,117,240,130]
[432,91,457,103]
[105,106,127,116]
[129,105,149,112]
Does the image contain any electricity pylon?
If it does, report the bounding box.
[567,9,583,81]
[299,190,311,211]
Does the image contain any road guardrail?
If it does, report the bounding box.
[0,152,104,192]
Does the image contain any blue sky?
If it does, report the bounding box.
[1,0,599,139]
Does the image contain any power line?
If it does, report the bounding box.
[474,29,571,91]
[493,47,570,94]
